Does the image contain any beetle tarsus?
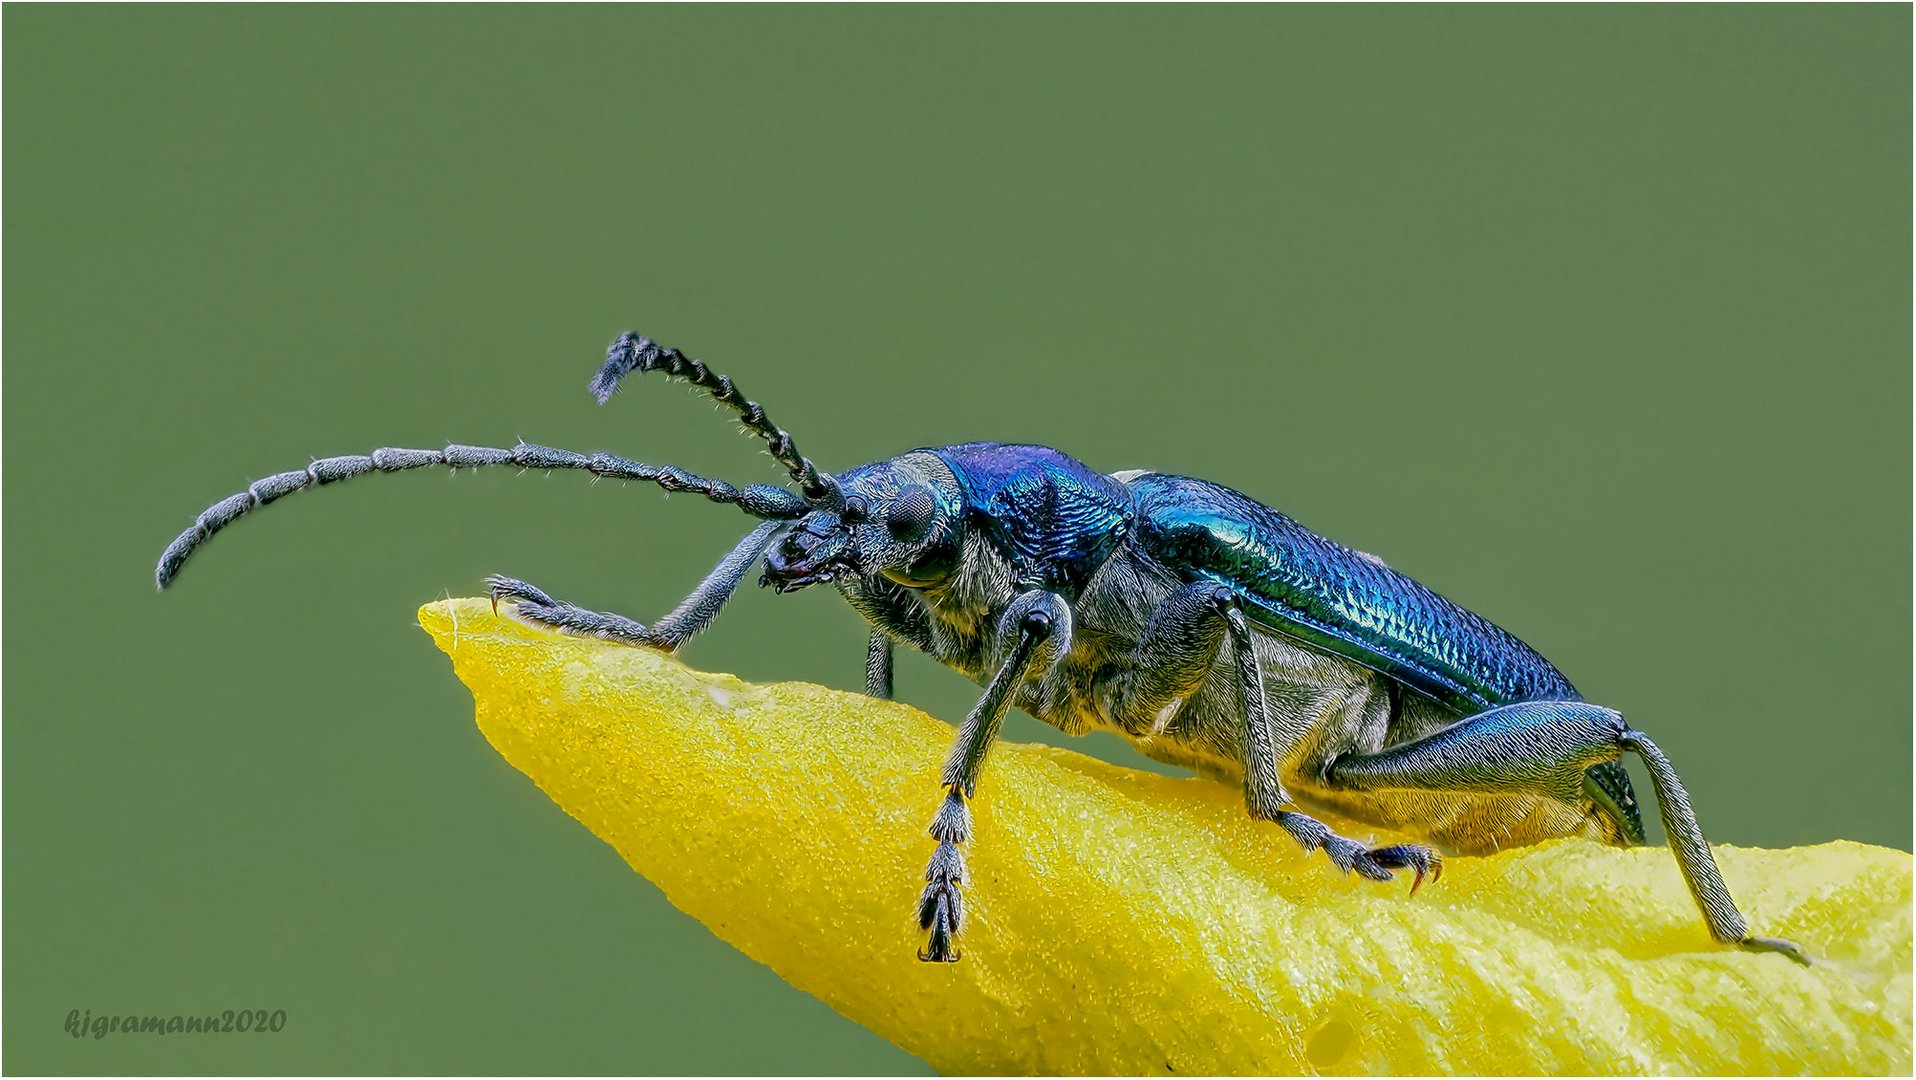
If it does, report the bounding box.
[1267,810,1439,888]
[486,574,558,612]
[1369,844,1443,895]
[918,788,971,964]
[489,577,659,646]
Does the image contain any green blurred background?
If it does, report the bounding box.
[5,5,1908,1074]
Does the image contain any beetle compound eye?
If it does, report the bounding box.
[887,485,938,541]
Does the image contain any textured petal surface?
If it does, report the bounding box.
[420,598,1911,1076]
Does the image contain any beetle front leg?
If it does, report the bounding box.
[918,590,1071,962]
[487,521,780,650]
[839,576,933,701]
[866,632,894,700]
[1326,700,1810,965]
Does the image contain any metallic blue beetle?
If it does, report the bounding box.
[156,331,1807,966]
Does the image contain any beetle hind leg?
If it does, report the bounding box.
[1326,700,1810,965]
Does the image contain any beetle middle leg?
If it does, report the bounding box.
[917,590,1071,962]
[1104,581,1442,889]
[488,521,780,651]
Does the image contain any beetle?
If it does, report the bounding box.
[156,330,1808,966]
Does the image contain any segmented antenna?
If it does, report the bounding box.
[154,442,808,590]
[591,332,843,510]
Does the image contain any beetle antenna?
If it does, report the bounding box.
[591,332,844,511]
[154,442,809,590]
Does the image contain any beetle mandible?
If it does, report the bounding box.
[156,330,1808,966]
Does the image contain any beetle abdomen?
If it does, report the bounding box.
[1126,472,1577,712]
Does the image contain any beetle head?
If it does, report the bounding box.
[761,452,966,592]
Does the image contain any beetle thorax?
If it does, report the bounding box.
[908,532,1023,678]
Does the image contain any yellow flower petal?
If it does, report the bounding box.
[420,598,1910,1075]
